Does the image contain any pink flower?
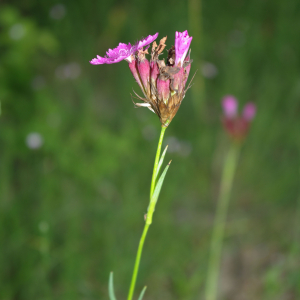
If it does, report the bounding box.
[90,33,158,65]
[174,30,193,67]
[90,31,193,127]
[243,102,256,121]
[222,95,238,118]
[221,96,256,141]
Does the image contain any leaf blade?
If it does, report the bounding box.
[137,286,147,300]
[155,145,168,181]
[147,161,171,224]
[108,272,117,300]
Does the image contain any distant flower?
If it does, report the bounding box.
[49,4,66,20]
[222,95,238,118]
[221,95,256,141]
[26,132,43,149]
[90,33,158,65]
[55,62,81,79]
[90,31,193,127]
[201,62,218,78]
[9,24,25,40]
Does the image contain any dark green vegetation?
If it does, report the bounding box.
[1,0,300,299]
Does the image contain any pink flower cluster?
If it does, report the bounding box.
[90,31,193,127]
[222,95,256,141]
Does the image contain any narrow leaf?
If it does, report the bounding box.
[155,145,168,181]
[150,161,171,207]
[137,286,147,300]
[146,161,171,224]
[108,272,117,300]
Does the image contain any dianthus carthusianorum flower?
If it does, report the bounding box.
[222,95,256,141]
[90,31,193,127]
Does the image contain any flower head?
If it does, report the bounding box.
[174,30,193,67]
[132,32,193,127]
[90,31,193,127]
[221,96,256,141]
[90,33,158,65]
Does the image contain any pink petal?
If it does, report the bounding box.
[90,42,135,65]
[175,30,193,67]
[222,95,238,118]
[136,33,159,50]
[90,34,159,65]
[243,102,256,121]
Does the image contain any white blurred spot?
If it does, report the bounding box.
[229,30,246,47]
[31,76,46,90]
[26,132,43,149]
[142,125,157,141]
[49,4,66,20]
[55,63,81,80]
[201,62,218,79]
[9,24,25,40]
[165,136,192,157]
[38,221,49,233]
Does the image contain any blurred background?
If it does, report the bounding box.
[1,0,300,299]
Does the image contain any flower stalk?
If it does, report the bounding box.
[127,126,167,300]
[90,30,193,300]
[205,142,240,300]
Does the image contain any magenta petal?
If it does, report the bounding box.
[136,33,159,50]
[174,30,193,67]
[90,42,135,65]
[222,95,238,118]
[243,102,256,121]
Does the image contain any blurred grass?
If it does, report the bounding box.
[0,0,300,299]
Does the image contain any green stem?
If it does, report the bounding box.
[127,126,167,300]
[205,143,240,300]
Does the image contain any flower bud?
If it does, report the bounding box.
[157,78,170,104]
[137,58,150,94]
[150,61,160,89]
[128,59,143,90]
[172,67,185,94]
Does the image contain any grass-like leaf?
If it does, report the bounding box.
[137,286,147,300]
[155,145,168,181]
[147,161,171,224]
[108,272,117,300]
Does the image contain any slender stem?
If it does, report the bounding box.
[205,143,240,300]
[150,126,167,199]
[127,126,167,300]
[127,223,149,300]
